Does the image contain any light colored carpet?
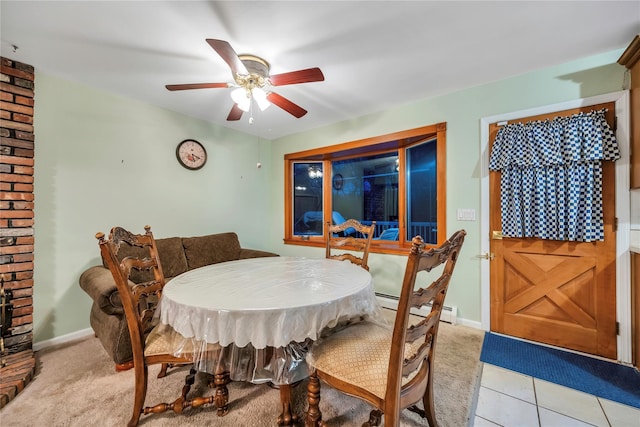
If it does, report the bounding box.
[0,316,484,426]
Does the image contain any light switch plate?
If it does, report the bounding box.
[457,208,476,221]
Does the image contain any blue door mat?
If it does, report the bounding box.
[480,332,640,409]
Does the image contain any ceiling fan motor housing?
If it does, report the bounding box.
[236,54,270,89]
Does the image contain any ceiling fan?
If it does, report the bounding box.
[166,39,324,121]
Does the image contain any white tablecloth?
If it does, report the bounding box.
[160,257,379,349]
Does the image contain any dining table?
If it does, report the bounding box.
[158,256,383,425]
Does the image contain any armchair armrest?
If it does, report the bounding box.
[79,266,124,315]
[239,248,279,259]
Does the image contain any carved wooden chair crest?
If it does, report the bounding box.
[97,225,230,427]
[306,230,467,427]
[325,219,376,271]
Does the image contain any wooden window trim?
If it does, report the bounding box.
[284,123,446,255]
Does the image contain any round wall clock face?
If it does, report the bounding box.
[176,139,207,170]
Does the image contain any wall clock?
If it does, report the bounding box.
[176,139,207,170]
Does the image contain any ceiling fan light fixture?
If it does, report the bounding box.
[252,87,271,111]
[231,87,251,112]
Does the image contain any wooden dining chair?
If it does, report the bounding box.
[305,230,467,427]
[97,225,231,427]
[325,219,376,270]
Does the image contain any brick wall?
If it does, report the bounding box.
[0,56,36,408]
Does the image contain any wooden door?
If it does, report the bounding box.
[489,102,618,359]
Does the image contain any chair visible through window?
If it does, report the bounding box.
[325,219,376,270]
[375,227,399,241]
[306,230,467,427]
[97,225,231,427]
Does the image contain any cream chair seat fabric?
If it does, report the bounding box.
[144,323,221,357]
[307,321,421,400]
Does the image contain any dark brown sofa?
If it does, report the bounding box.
[79,231,278,369]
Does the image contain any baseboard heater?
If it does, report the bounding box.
[375,293,458,325]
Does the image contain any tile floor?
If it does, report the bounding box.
[473,363,640,427]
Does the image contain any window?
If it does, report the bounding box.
[284,123,446,254]
[292,162,324,236]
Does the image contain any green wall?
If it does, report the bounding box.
[268,49,627,325]
[32,74,273,343]
[32,48,626,344]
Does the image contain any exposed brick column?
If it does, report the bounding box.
[0,57,36,408]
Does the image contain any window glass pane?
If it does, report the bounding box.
[407,139,438,244]
[293,162,324,236]
[332,153,398,239]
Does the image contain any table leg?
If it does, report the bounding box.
[277,384,299,426]
[213,369,230,416]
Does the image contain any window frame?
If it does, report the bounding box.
[284,123,446,255]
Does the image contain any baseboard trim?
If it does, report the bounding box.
[375,293,481,329]
[33,328,94,352]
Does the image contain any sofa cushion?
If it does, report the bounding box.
[182,232,241,270]
[156,237,189,278]
[103,236,188,283]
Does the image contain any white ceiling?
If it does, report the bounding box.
[1,1,638,139]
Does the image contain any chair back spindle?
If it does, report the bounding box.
[305,230,466,427]
[325,219,376,270]
[96,225,228,426]
[386,230,466,423]
[97,225,165,364]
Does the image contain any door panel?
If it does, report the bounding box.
[489,102,617,359]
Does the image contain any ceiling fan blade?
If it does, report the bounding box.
[166,83,230,91]
[269,67,324,86]
[206,39,248,75]
[226,104,243,121]
[266,92,308,118]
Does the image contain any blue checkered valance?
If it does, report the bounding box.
[489,109,619,242]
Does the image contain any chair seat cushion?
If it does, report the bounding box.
[307,321,421,399]
[145,323,221,358]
